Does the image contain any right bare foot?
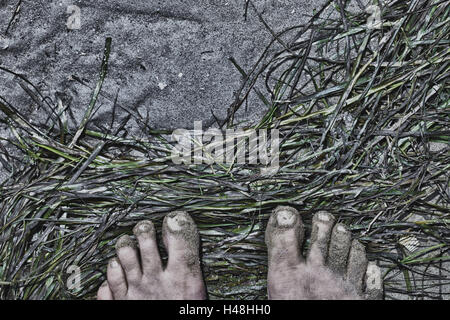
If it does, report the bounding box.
[265,206,383,300]
[97,211,207,300]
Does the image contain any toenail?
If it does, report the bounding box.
[109,258,120,268]
[134,220,154,236]
[167,211,189,232]
[276,210,295,227]
[138,223,150,232]
[336,224,348,233]
[318,212,331,222]
[115,235,136,250]
[273,206,298,227]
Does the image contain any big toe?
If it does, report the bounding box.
[265,206,304,268]
[162,211,201,274]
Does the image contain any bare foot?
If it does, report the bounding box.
[97,211,207,300]
[265,206,383,300]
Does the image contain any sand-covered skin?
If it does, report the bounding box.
[162,211,202,276]
[265,206,383,300]
[97,212,206,300]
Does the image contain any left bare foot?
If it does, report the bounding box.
[97,211,207,300]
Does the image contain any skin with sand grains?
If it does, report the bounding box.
[97,206,383,300]
[265,206,382,299]
[98,211,206,299]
